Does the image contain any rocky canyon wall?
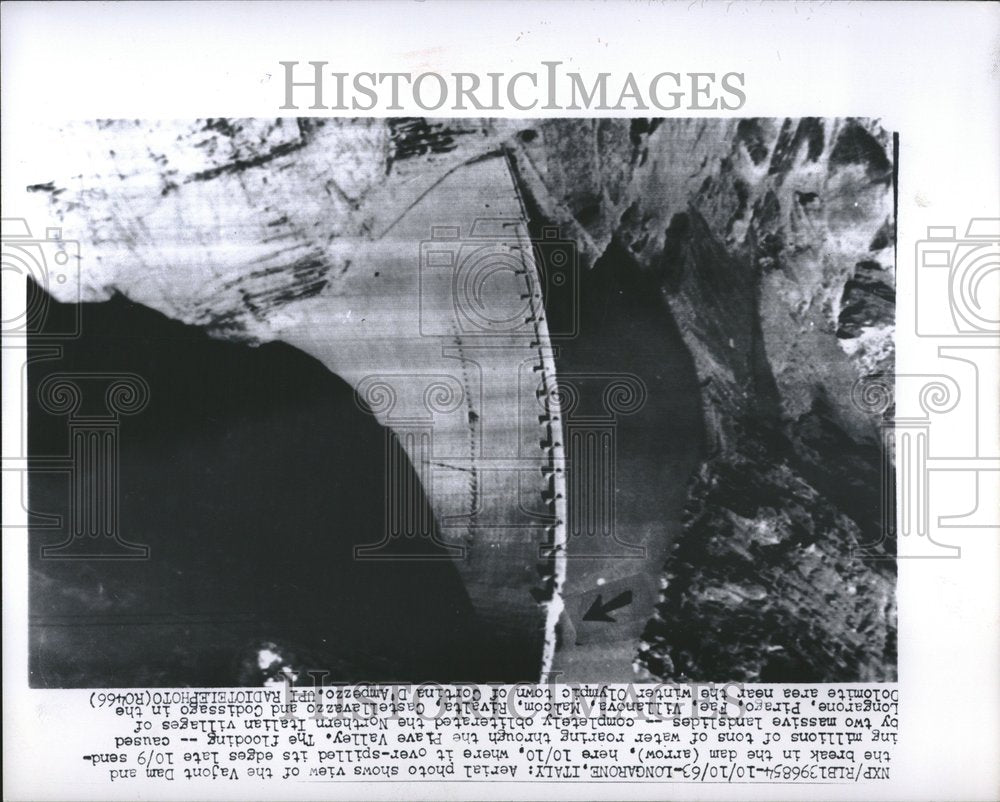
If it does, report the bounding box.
[507,117,896,681]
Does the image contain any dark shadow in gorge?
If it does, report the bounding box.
[518,184,709,676]
[555,235,709,552]
[27,283,518,687]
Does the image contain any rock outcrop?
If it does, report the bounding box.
[506,117,897,681]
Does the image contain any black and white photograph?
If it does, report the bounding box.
[20,117,897,686]
[2,3,997,801]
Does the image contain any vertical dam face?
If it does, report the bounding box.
[29,289,503,686]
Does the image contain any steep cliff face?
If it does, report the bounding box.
[510,118,895,444]
[23,117,896,681]
[508,117,897,681]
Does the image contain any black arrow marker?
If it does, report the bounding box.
[582,589,633,622]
